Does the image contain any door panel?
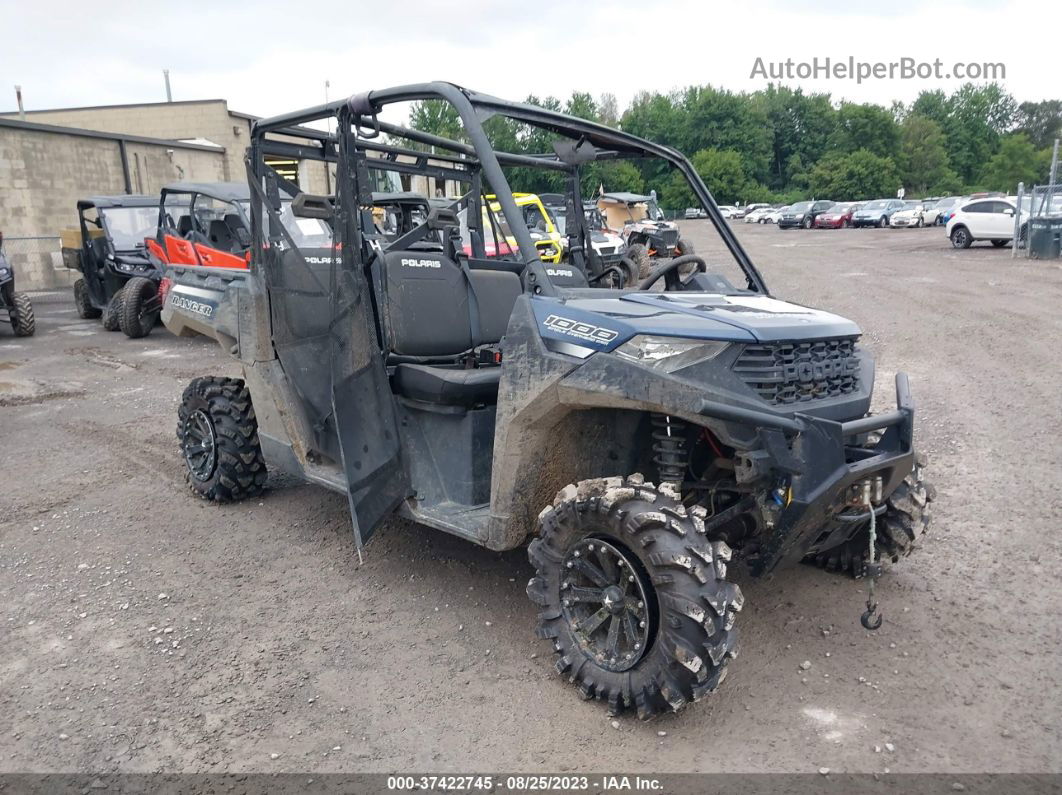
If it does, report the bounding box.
[252,164,409,549]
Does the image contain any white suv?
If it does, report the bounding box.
[946,198,1018,249]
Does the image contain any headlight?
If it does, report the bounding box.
[613,335,729,373]
[0,268,10,279]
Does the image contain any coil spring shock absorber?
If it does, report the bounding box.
[651,413,686,485]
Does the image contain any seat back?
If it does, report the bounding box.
[468,270,521,344]
[208,219,235,252]
[384,250,472,357]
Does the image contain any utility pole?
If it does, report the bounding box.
[1049,138,1059,187]
[14,85,24,120]
[163,69,172,103]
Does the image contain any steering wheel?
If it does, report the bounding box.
[638,254,707,291]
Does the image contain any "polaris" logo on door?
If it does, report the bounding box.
[401,258,442,268]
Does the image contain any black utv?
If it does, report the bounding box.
[161,82,934,719]
[63,195,168,338]
[0,232,35,337]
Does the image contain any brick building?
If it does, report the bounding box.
[0,99,330,290]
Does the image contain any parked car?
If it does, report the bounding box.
[852,199,906,228]
[744,206,773,223]
[779,200,834,229]
[813,202,862,229]
[933,197,964,226]
[684,207,708,219]
[741,205,770,223]
[717,205,739,219]
[889,201,929,228]
[764,205,790,224]
[946,197,1023,249]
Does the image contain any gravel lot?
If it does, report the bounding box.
[1,223,1059,775]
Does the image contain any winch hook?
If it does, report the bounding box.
[861,600,883,630]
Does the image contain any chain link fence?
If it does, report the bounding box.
[1014,183,1062,259]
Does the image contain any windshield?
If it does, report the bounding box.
[100,206,159,251]
[549,206,568,235]
[829,204,853,213]
[584,207,606,230]
[862,200,889,210]
[522,203,551,233]
[789,202,812,212]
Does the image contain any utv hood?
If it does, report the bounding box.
[531,292,861,355]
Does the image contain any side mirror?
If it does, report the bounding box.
[1003,208,1015,216]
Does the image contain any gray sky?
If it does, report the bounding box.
[1,0,1056,119]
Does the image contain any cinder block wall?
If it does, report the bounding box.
[0,126,226,290]
[2,101,248,181]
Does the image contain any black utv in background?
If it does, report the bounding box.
[62,195,168,338]
[0,232,35,337]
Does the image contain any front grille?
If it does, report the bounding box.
[733,339,861,405]
[659,228,680,248]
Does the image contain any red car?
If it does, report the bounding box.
[813,202,862,229]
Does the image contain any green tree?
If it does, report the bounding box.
[751,85,836,191]
[808,149,900,200]
[899,115,960,195]
[828,102,901,159]
[407,100,464,145]
[678,86,772,184]
[979,133,1053,192]
[1015,100,1062,149]
[565,92,598,121]
[662,148,750,209]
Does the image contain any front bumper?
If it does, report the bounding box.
[700,373,916,575]
[778,218,804,228]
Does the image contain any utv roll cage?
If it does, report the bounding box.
[248,81,768,296]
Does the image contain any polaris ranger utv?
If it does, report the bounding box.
[62,195,171,337]
[0,232,35,337]
[598,191,694,278]
[163,83,933,719]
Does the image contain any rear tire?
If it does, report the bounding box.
[102,291,124,331]
[528,475,742,719]
[177,376,267,502]
[804,454,935,578]
[10,292,35,337]
[950,226,973,249]
[74,279,102,319]
[118,276,157,338]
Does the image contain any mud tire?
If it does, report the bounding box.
[74,279,102,319]
[528,475,742,719]
[625,243,652,280]
[102,290,124,331]
[177,376,267,503]
[118,276,157,338]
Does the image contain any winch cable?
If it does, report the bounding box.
[860,483,883,630]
